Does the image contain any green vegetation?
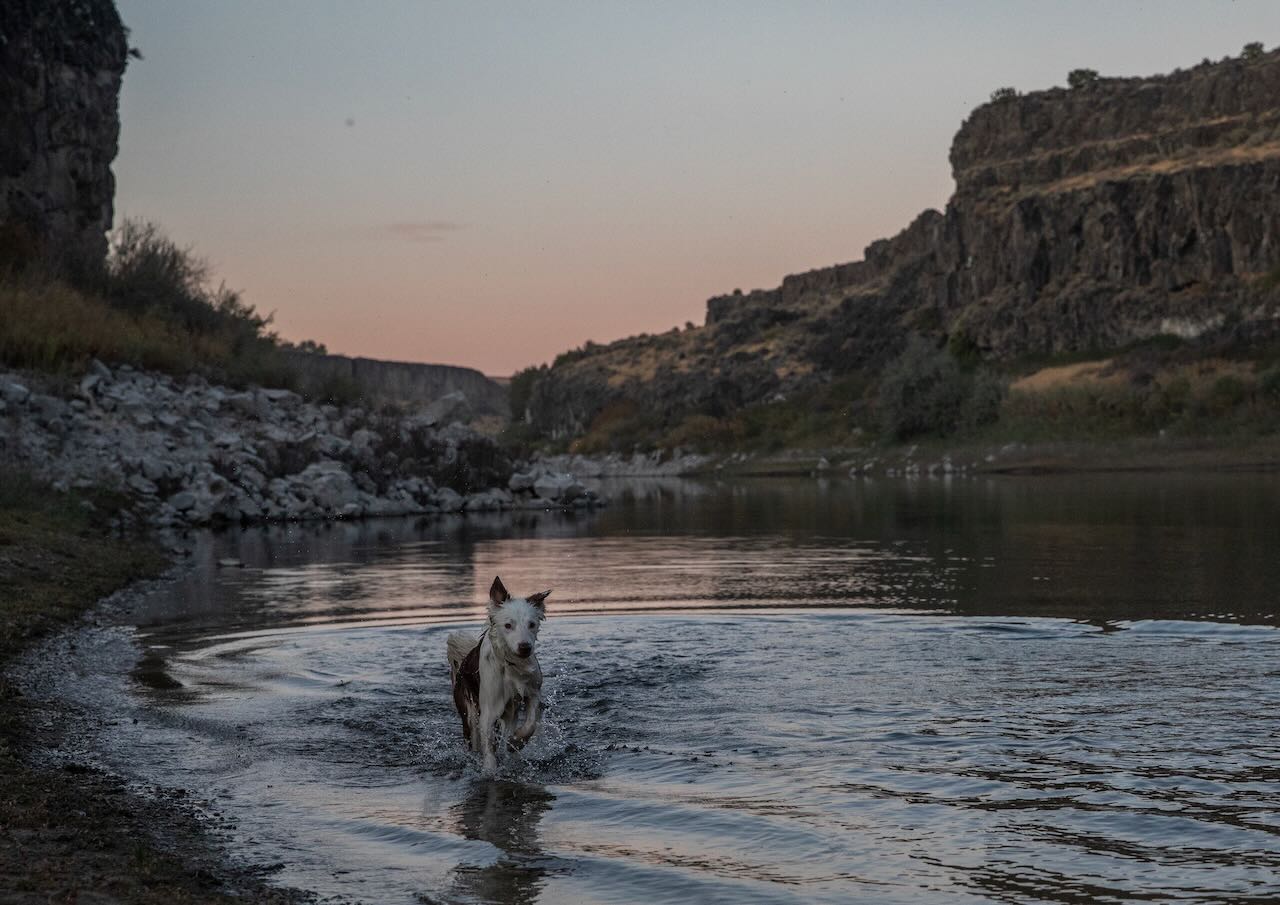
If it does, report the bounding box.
[552,339,603,369]
[989,86,1018,102]
[508,363,548,419]
[0,219,297,389]
[997,365,1280,443]
[1242,41,1265,61]
[505,329,1280,460]
[1067,68,1100,89]
[877,336,1004,441]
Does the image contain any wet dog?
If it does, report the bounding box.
[447,577,549,773]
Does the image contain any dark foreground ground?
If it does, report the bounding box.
[0,473,309,904]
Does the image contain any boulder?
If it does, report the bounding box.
[533,472,586,503]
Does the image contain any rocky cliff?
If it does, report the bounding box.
[287,351,510,420]
[0,0,128,264]
[527,49,1280,442]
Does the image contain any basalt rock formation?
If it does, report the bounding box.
[0,0,129,264]
[526,49,1280,441]
[286,351,511,420]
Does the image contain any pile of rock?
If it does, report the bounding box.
[0,362,603,530]
[507,467,604,508]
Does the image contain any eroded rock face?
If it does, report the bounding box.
[528,50,1280,441]
[1,0,129,263]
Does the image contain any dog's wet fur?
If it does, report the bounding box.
[447,577,550,773]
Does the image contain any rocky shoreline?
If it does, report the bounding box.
[0,362,604,533]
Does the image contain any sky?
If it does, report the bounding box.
[113,1,1280,375]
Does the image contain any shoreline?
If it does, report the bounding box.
[650,435,1280,479]
[0,488,313,903]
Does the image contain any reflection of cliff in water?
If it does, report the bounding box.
[443,781,557,905]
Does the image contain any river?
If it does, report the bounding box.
[24,474,1280,903]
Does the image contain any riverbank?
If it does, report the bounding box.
[0,476,313,903]
[543,434,1280,479]
[709,434,1280,478]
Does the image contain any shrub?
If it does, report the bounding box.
[96,220,271,339]
[989,86,1018,102]
[1067,68,1100,89]
[961,370,1006,431]
[508,364,547,422]
[947,329,982,368]
[571,400,662,454]
[1260,367,1280,401]
[660,413,743,452]
[1242,42,1265,61]
[1203,374,1248,415]
[0,220,299,388]
[878,337,967,440]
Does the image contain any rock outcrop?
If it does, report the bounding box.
[0,0,128,264]
[526,49,1280,442]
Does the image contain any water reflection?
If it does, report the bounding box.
[443,781,557,905]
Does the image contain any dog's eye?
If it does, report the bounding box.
[528,621,536,628]
[504,622,513,630]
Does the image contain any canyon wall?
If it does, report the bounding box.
[528,49,1280,440]
[0,0,128,264]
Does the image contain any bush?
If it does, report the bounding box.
[1203,374,1248,415]
[962,370,1006,431]
[1260,367,1280,401]
[0,220,299,388]
[660,413,743,452]
[989,86,1018,102]
[1067,68,1100,89]
[1242,42,1265,61]
[508,364,547,422]
[878,337,967,440]
[95,220,271,339]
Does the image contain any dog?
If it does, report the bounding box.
[447,576,550,773]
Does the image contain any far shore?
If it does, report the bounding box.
[558,435,1280,481]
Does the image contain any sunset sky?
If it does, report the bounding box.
[114,1,1280,375]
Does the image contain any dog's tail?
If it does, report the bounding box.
[447,630,479,681]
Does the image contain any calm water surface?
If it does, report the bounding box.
[29,474,1280,904]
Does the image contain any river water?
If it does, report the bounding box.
[28,474,1280,903]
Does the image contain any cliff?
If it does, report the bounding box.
[0,0,129,264]
[286,351,510,419]
[527,49,1280,443]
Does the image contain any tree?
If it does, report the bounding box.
[1067,68,1100,89]
[1242,42,1265,61]
[989,86,1018,102]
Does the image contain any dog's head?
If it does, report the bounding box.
[487,576,549,659]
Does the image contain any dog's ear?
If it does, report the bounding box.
[489,576,510,606]
[527,590,551,609]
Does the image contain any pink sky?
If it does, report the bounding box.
[114,1,1280,375]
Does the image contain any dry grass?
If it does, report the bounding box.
[1038,140,1280,196]
[1011,359,1117,392]
[0,274,295,387]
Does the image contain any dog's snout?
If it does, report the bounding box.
[516,642,533,657]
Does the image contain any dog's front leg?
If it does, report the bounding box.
[510,693,542,746]
[477,686,506,775]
